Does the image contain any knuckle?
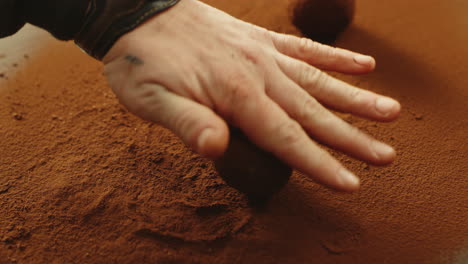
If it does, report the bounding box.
[276,121,304,147]
[227,82,253,102]
[348,124,363,141]
[315,149,331,169]
[216,72,261,120]
[230,37,264,64]
[298,37,317,54]
[323,45,338,59]
[344,124,370,150]
[252,25,271,42]
[312,69,330,87]
[346,87,376,111]
[240,45,264,66]
[122,85,164,121]
[266,31,287,50]
[323,46,340,66]
[170,107,199,138]
[298,64,315,85]
[276,34,292,50]
[222,74,258,106]
[297,97,323,123]
[299,64,328,90]
[348,88,364,106]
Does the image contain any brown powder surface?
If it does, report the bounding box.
[0,0,467,263]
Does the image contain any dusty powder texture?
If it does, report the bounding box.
[0,0,467,263]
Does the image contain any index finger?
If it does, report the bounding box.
[234,96,360,192]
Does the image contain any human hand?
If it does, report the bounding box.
[103,0,401,192]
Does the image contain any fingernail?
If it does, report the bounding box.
[338,168,360,189]
[354,55,374,66]
[375,97,398,117]
[372,141,396,160]
[197,128,215,156]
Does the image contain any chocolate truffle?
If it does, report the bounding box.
[214,128,292,203]
[292,0,355,44]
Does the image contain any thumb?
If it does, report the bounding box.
[121,83,229,158]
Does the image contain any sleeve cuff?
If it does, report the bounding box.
[75,0,180,60]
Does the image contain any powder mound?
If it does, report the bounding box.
[1,0,468,262]
[133,200,252,242]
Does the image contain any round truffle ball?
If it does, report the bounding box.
[214,128,292,203]
[292,0,356,44]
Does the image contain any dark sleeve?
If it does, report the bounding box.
[0,0,89,40]
[22,0,90,40]
[0,0,180,59]
[0,0,26,38]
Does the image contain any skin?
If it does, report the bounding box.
[103,0,401,192]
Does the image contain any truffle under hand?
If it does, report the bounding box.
[214,128,292,203]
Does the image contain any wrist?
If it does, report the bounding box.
[21,0,180,60]
[75,0,180,60]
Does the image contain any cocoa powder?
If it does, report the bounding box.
[0,0,467,263]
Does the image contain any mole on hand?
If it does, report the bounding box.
[214,127,292,205]
[292,0,355,44]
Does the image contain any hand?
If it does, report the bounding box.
[103,0,401,192]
